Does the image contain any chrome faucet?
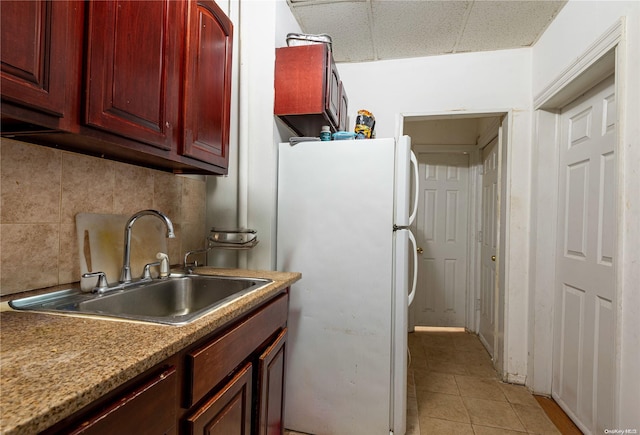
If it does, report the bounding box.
[120,210,175,283]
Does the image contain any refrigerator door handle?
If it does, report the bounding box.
[409,151,419,225]
[407,230,418,306]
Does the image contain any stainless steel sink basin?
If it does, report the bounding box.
[9,275,272,325]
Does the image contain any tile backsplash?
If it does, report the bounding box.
[0,138,207,296]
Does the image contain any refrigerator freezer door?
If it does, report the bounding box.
[394,135,412,227]
[278,139,397,434]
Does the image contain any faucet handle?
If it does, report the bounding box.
[184,248,209,273]
[82,272,109,293]
[141,262,161,280]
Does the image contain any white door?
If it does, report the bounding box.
[414,152,469,327]
[553,75,616,433]
[479,138,498,356]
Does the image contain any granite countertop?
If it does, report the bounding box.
[0,268,301,435]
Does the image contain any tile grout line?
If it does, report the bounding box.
[413,329,565,434]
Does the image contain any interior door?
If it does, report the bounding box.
[414,152,469,327]
[553,75,616,433]
[479,138,498,356]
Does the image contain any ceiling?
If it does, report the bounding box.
[286,0,567,63]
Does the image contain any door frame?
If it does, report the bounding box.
[529,18,625,418]
[398,109,511,380]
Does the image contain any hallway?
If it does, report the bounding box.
[285,327,581,434]
[407,328,571,434]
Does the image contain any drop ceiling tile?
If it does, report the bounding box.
[288,0,566,62]
[372,0,471,59]
[290,2,375,62]
[456,1,565,52]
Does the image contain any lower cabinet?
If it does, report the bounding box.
[66,366,178,435]
[185,363,253,435]
[256,328,287,435]
[45,291,289,435]
[184,293,289,434]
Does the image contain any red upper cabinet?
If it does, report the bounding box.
[85,0,182,151]
[182,0,233,168]
[0,0,83,129]
[1,0,233,175]
[274,44,348,138]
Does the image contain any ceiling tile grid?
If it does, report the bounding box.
[371,0,471,59]
[456,1,567,52]
[289,1,376,62]
[287,0,566,63]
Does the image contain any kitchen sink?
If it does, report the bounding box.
[9,275,272,326]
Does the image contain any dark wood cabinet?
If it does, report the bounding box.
[1,0,233,175]
[326,56,341,127]
[65,366,178,435]
[0,0,68,116]
[274,44,349,137]
[185,293,288,433]
[0,0,83,130]
[182,0,233,168]
[185,293,288,409]
[44,291,289,435]
[185,363,253,435]
[256,328,287,435]
[85,0,182,151]
[338,82,349,132]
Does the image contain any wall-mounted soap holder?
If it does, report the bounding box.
[208,227,259,250]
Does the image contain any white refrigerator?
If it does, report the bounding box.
[276,136,418,435]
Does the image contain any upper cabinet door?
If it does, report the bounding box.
[0,0,78,119]
[326,51,340,128]
[338,82,349,132]
[85,0,182,151]
[182,0,233,168]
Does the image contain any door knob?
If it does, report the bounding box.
[491,255,496,262]
[417,247,424,254]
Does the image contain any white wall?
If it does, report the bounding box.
[236,0,278,271]
[530,0,640,428]
[207,0,301,270]
[337,49,533,383]
[206,0,241,268]
[206,1,301,270]
[533,1,639,95]
[337,49,531,139]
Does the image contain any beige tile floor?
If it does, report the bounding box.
[407,328,561,435]
[286,328,562,435]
